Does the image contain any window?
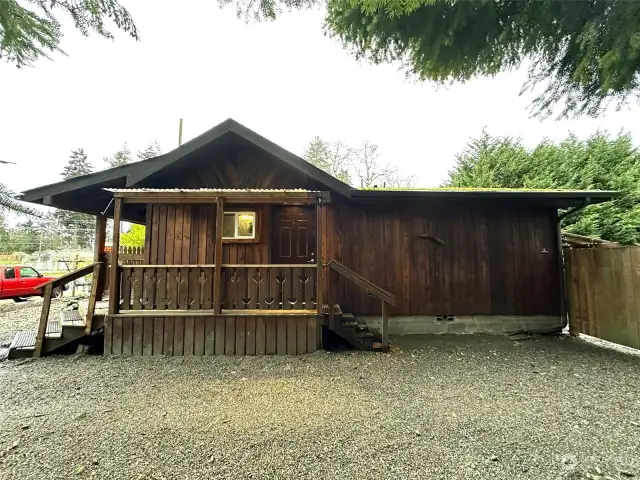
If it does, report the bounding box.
[222,212,256,240]
[4,267,15,279]
[19,267,39,278]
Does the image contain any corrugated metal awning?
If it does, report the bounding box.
[104,187,331,205]
[104,188,323,193]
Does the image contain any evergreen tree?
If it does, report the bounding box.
[104,143,133,168]
[222,0,640,118]
[62,148,93,178]
[137,141,162,161]
[0,160,38,215]
[1,0,138,68]
[446,131,640,244]
[56,148,95,249]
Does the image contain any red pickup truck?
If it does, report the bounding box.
[0,266,64,302]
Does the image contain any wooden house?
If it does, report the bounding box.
[10,119,618,358]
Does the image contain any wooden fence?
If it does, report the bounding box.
[119,246,144,265]
[565,246,640,349]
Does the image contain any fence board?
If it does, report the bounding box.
[566,246,640,349]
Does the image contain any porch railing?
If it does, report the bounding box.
[117,264,317,312]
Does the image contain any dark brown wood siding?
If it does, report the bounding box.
[141,141,330,191]
[146,204,269,265]
[325,201,560,316]
[104,315,321,355]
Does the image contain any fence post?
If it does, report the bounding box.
[566,250,580,337]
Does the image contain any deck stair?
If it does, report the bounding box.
[325,260,397,352]
[324,306,384,351]
[8,305,89,359]
[7,262,105,359]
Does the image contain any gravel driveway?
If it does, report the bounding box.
[1,333,639,480]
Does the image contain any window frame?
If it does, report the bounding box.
[222,211,258,243]
[19,267,40,278]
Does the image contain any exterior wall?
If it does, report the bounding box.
[326,201,561,317]
[145,204,270,265]
[104,315,321,355]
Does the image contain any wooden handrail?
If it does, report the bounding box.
[326,260,394,352]
[34,262,102,357]
[326,260,396,307]
[37,262,100,290]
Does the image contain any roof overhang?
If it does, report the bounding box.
[350,189,621,208]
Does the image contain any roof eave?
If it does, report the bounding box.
[349,189,621,206]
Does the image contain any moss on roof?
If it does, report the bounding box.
[356,187,615,193]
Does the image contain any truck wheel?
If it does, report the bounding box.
[12,297,27,303]
[52,287,64,298]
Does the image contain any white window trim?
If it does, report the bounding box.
[222,211,256,240]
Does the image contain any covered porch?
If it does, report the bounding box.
[104,188,330,355]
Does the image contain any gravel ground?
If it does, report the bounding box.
[0,333,639,480]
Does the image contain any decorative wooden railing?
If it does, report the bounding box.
[222,265,316,310]
[326,260,397,351]
[117,264,317,312]
[119,265,216,311]
[34,262,103,357]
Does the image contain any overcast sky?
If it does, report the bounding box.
[2,0,639,195]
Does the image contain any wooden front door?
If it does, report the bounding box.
[272,206,316,264]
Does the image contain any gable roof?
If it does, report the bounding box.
[19,118,620,214]
[19,118,352,204]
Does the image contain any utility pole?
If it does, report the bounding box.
[178,118,184,146]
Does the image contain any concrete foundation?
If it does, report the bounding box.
[360,315,562,335]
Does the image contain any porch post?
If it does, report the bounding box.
[108,197,123,315]
[93,215,108,301]
[316,198,324,315]
[213,198,224,314]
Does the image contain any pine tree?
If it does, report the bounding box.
[62,148,93,179]
[56,148,95,249]
[1,160,40,215]
[2,0,139,69]
[104,143,133,168]
[222,0,640,118]
[137,141,162,161]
